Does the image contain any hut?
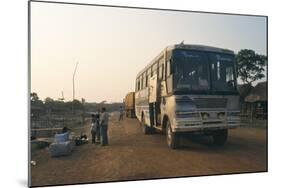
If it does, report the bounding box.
[238,84,253,117]
[244,81,267,119]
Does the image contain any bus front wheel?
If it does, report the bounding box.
[166,119,179,149]
[142,115,150,135]
[212,129,228,146]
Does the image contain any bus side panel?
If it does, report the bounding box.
[135,88,151,126]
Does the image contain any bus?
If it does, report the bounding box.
[135,43,240,149]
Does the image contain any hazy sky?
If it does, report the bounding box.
[31,2,267,103]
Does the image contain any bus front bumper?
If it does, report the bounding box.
[172,120,240,132]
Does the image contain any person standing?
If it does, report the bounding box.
[119,106,124,121]
[90,114,97,144]
[100,107,109,146]
[95,111,101,144]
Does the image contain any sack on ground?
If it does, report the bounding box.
[54,132,69,143]
[49,140,75,157]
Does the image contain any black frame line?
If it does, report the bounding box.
[28,0,268,187]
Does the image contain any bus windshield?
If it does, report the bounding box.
[209,53,236,93]
[173,50,210,92]
[172,49,236,94]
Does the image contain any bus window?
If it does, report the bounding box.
[146,70,150,86]
[137,78,140,91]
[167,60,171,76]
[147,69,151,85]
[143,72,147,88]
[136,78,138,91]
[140,75,143,90]
[158,57,164,80]
[152,63,158,77]
[209,53,236,92]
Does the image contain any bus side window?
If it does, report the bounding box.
[136,78,138,91]
[162,60,166,80]
[167,60,171,77]
[143,72,147,88]
[137,78,140,91]
[152,63,158,77]
[158,65,161,79]
[158,57,164,80]
[140,75,143,90]
[146,69,150,86]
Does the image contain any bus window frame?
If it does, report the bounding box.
[136,78,139,91]
[140,75,143,90]
[144,71,148,88]
[158,56,164,80]
[146,69,150,87]
[152,62,158,77]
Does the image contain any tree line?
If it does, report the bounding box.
[31,93,84,113]
[31,93,123,114]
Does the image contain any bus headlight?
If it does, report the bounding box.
[217,112,225,119]
[201,113,209,120]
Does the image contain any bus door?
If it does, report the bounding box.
[149,75,159,126]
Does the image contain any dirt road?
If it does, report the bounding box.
[31,114,267,187]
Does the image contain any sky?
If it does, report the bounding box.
[31,2,267,103]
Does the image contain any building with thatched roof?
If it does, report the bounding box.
[245,82,267,103]
[238,81,267,120]
[238,84,253,100]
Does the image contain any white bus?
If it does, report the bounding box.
[135,43,240,149]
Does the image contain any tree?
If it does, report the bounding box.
[31,92,39,102]
[72,99,83,110]
[44,97,54,103]
[44,97,55,112]
[236,49,267,85]
[30,92,44,108]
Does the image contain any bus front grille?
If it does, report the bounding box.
[194,98,227,109]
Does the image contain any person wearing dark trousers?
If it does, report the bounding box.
[119,106,124,121]
[95,112,101,144]
[91,114,97,144]
[100,107,109,146]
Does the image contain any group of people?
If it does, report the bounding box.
[91,107,109,146]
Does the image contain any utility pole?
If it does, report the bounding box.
[73,62,79,101]
[72,62,79,125]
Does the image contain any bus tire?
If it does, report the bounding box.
[141,115,150,135]
[213,129,228,146]
[166,119,179,149]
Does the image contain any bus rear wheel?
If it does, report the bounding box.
[212,129,228,146]
[166,119,179,149]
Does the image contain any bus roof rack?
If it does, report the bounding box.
[167,44,234,54]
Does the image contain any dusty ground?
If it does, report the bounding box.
[31,114,267,187]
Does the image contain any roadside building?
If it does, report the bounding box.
[238,82,267,120]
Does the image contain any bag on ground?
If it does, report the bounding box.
[49,140,75,157]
